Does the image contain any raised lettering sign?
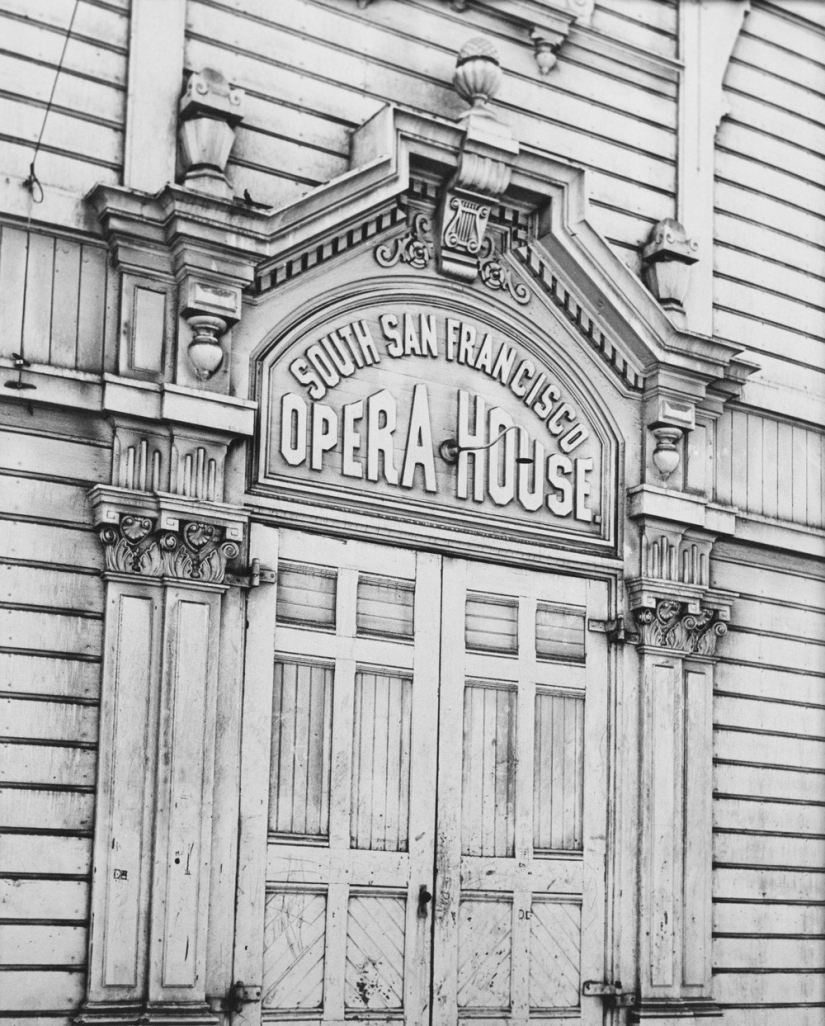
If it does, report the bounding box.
[260,304,615,547]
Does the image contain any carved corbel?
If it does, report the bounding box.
[436,38,519,283]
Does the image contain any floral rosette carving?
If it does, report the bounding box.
[97,515,240,585]
[478,238,530,305]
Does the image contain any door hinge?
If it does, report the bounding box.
[587,616,639,644]
[225,558,276,589]
[228,980,262,1013]
[582,980,635,1008]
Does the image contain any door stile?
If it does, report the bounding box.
[511,595,538,1026]
[431,558,466,1026]
[405,551,442,1026]
[322,569,358,1025]
[580,578,609,1026]
[232,523,281,1026]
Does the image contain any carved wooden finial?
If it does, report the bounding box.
[453,37,502,116]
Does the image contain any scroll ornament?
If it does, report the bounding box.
[635,599,727,656]
[375,212,432,269]
[98,514,240,584]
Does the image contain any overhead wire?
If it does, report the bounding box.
[23,0,82,204]
[7,0,81,389]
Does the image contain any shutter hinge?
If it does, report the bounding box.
[587,616,638,644]
[225,557,276,589]
[582,980,635,1007]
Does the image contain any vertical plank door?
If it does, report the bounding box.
[433,560,609,1026]
[260,531,441,1026]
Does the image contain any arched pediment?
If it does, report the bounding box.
[251,275,624,557]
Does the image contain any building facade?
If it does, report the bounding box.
[1,1,824,1025]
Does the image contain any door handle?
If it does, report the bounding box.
[418,885,433,918]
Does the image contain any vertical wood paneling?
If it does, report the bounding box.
[20,233,54,364]
[533,692,584,851]
[269,661,333,836]
[350,671,412,852]
[461,685,516,857]
[0,228,113,372]
[0,226,27,357]
[51,239,82,367]
[101,593,154,989]
[714,410,824,529]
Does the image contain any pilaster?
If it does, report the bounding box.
[78,486,250,1026]
[627,488,734,1022]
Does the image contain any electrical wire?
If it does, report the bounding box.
[23,0,82,204]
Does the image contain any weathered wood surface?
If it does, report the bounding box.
[0,415,108,1016]
[716,0,825,407]
[712,539,825,1018]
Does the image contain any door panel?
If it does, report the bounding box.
[250,534,609,1026]
[433,559,608,1026]
[261,531,441,1025]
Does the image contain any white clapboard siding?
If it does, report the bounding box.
[0,971,87,1012]
[591,0,678,59]
[720,1009,825,1026]
[715,0,825,407]
[715,797,825,836]
[712,538,825,1020]
[185,0,677,242]
[715,901,825,936]
[0,565,104,613]
[0,419,107,1016]
[0,924,87,966]
[0,833,91,875]
[0,788,95,832]
[0,0,127,238]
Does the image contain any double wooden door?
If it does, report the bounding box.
[250,530,608,1026]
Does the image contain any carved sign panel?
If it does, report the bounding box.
[257,300,617,551]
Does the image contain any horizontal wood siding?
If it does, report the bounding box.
[184,0,677,267]
[715,409,825,529]
[0,225,118,373]
[0,0,128,222]
[0,402,110,1019]
[715,0,825,397]
[712,544,825,1020]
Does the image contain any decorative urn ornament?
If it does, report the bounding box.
[641,218,699,323]
[186,315,228,380]
[453,37,503,117]
[650,425,683,480]
[178,68,245,197]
